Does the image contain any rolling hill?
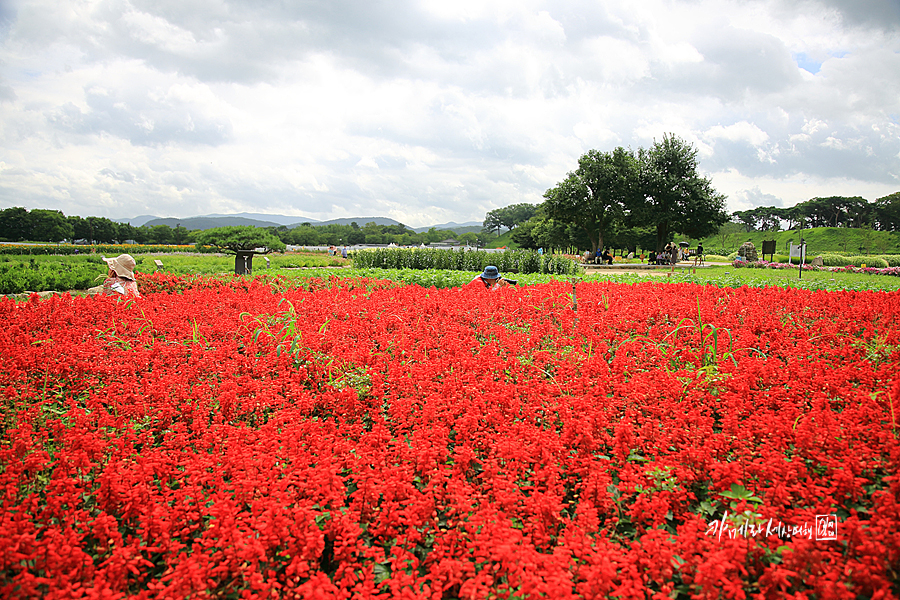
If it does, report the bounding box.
[128,213,483,232]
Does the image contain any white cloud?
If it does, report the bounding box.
[0,0,898,227]
[705,122,770,146]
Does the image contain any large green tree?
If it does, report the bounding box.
[874,191,900,231]
[0,207,31,241]
[195,226,286,275]
[29,209,73,242]
[543,147,640,255]
[483,203,539,235]
[147,225,173,245]
[194,226,286,254]
[172,225,192,245]
[85,216,120,244]
[636,134,728,252]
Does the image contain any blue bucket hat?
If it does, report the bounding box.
[480,266,500,279]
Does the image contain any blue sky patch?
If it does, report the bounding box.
[793,52,822,74]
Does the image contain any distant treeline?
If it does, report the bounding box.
[0,207,495,247]
[732,194,900,232]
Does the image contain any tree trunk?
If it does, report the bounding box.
[656,222,671,252]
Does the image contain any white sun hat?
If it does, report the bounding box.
[103,254,137,279]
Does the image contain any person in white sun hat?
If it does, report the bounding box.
[100,254,141,297]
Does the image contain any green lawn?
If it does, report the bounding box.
[698,226,900,256]
[264,264,900,293]
[579,264,900,292]
[0,251,347,294]
[3,252,899,295]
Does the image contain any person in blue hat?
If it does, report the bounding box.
[467,265,514,291]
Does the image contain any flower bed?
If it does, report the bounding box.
[733,259,900,277]
[1,272,899,598]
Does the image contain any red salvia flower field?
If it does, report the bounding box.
[1,273,899,599]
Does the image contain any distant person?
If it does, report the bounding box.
[341,246,348,259]
[601,249,613,265]
[693,243,704,267]
[101,254,141,298]
[466,265,515,291]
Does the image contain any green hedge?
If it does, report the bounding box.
[815,254,891,268]
[351,248,579,275]
[762,252,900,268]
[0,259,105,294]
[876,255,900,267]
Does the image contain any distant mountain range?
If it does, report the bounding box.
[122,213,483,232]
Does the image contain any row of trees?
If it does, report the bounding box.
[499,134,728,254]
[0,207,492,248]
[271,222,492,247]
[0,208,196,245]
[483,204,538,236]
[732,193,900,232]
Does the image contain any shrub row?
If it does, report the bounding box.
[0,260,104,294]
[351,247,579,275]
[816,254,897,268]
[779,254,894,268]
[726,250,900,268]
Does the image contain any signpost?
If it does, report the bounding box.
[790,240,807,279]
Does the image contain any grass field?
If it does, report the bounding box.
[484,226,900,256]
[3,251,900,295]
[0,251,348,294]
[698,226,900,255]
[582,264,900,292]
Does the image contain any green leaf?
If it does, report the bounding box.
[373,562,392,584]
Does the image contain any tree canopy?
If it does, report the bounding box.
[483,203,538,235]
[728,193,899,234]
[542,147,640,254]
[875,192,900,232]
[520,135,727,253]
[194,226,286,254]
[635,134,728,251]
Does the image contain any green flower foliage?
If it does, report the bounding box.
[350,247,579,275]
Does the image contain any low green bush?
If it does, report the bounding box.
[811,253,897,268]
[820,254,852,267]
[351,248,579,275]
[0,260,103,294]
[699,248,730,257]
[875,255,900,267]
[849,256,889,268]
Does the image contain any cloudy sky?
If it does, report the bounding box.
[0,0,898,228]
